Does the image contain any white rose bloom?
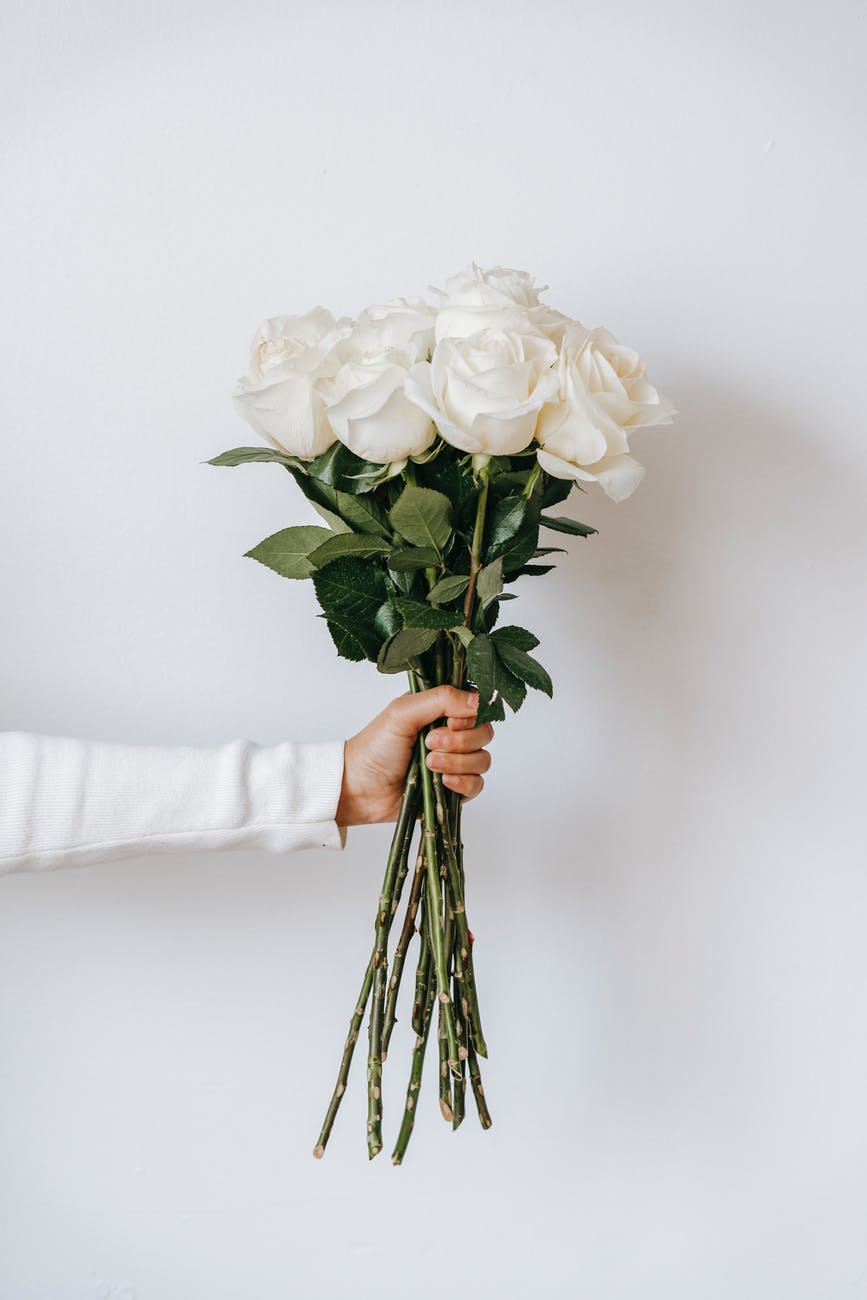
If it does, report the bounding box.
[433,262,550,341]
[317,312,436,465]
[233,308,350,459]
[405,326,558,459]
[352,297,435,359]
[536,324,676,502]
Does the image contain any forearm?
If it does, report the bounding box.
[0,732,346,875]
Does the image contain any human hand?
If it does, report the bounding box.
[336,685,495,827]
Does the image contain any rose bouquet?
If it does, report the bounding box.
[211,264,674,1162]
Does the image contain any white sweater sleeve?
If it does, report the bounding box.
[0,732,347,875]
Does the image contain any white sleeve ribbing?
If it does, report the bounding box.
[0,733,346,875]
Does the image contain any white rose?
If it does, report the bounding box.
[433,262,550,341]
[317,313,436,466]
[405,326,558,459]
[233,308,350,459]
[535,324,676,502]
[351,297,435,360]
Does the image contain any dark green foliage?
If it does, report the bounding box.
[396,599,464,630]
[308,533,392,566]
[427,573,470,605]
[211,440,594,704]
[540,474,574,509]
[492,640,553,698]
[312,556,387,662]
[387,546,441,572]
[490,624,538,651]
[389,485,453,553]
[244,526,332,579]
[540,514,598,537]
[207,446,301,468]
[307,442,392,494]
[484,494,528,560]
[377,628,440,673]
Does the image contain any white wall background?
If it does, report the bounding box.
[1,1,866,1296]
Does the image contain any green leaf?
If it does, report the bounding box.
[388,547,440,572]
[377,627,439,673]
[332,490,390,536]
[307,441,390,494]
[374,599,402,641]
[323,620,371,662]
[312,556,386,661]
[207,446,299,468]
[494,642,553,697]
[485,494,528,558]
[288,465,390,535]
[308,533,391,567]
[493,662,526,712]
[418,455,476,518]
[451,625,474,648]
[389,485,453,553]
[540,475,573,509]
[427,573,470,605]
[476,694,506,726]
[396,598,463,630]
[540,514,598,537]
[307,501,353,534]
[491,625,540,652]
[466,633,497,705]
[491,469,533,495]
[516,563,556,576]
[498,498,542,574]
[244,526,333,579]
[476,556,504,608]
[533,546,567,557]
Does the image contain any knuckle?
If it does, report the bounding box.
[386,695,407,720]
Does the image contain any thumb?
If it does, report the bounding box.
[388,685,479,736]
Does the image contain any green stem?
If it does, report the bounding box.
[429,767,487,1057]
[382,841,426,1057]
[365,757,421,1159]
[437,859,454,1123]
[467,1041,493,1130]
[436,999,453,1123]
[391,979,436,1165]
[313,955,374,1158]
[462,471,490,627]
[410,673,460,1075]
[410,899,431,1037]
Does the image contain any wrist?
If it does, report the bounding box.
[337,737,398,827]
[336,738,373,827]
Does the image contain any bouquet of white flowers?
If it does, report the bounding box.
[211,264,674,1162]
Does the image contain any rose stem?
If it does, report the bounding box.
[443,779,467,1130]
[382,841,426,1058]
[436,1001,453,1123]
[313,956,374,1159]
[467,1041,493,1130]
[409,673,460,1075]
[462,467,490,626]
[446,868,467,1130]
[313,760,419,1160]
[391,979,436,1165]
[429,765,488,1057]
[366,757,421,1160]
[410,896,431,1036]
[437,858,454,1123]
